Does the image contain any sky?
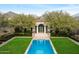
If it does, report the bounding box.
[0,4,79,16]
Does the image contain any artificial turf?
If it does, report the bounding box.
[0,37,32,54]
[51,37,79,54]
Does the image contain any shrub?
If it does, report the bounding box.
[70,35,79,42]
[14,30,32,36]
[0,34,15,44]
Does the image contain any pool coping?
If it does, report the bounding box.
[67,37,79,45]
[49,39,57,54]
[25,39,57,54]
[0,36,32,47]
[51,37,79,45]
[24,39,33,54]
[0,37,16,47]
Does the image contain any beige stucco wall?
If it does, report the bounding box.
[35,22,46,26]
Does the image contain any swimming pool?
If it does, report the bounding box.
[26,39,55,54]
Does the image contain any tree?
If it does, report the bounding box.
[8,14,36,33]
[0,14,9,27]
[43,11,79,36]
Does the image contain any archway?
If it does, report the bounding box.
[38,24,44,33]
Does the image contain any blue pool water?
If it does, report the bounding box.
[27,40,55,54]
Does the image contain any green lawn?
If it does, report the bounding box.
[51,37,79,54]
[0,36,79,54]
[0,37,32,54]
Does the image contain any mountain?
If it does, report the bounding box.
[74,13,79,17]
[73,13,79,20]
[3,11,17,18]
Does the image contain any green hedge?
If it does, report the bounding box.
[14,30,32,36]
[14,32,32,36]
[51,31,68,37]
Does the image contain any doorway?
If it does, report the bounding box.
[38,24,44,33]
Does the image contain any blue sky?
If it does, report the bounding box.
[0,4,79,16]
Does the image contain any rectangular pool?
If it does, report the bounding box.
[27,40,55,54]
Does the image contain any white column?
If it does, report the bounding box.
[35,26,36,33]
[44,26,46,33]
[37,25,38,33]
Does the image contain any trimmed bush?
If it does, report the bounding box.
[51,31,68,37]
[14,29,32,36]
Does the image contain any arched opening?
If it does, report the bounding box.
[38,24,44,33]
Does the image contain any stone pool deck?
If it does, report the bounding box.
[32,33,50,39]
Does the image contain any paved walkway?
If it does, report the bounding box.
[33,33,50,39]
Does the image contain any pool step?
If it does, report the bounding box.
[32,33,50,39]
